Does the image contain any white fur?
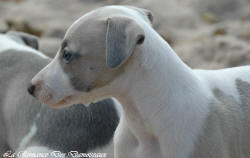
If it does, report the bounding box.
[89,140,115,158]
[31,56,78,106]
[111,98,123,117]
[0,34,48,59]
[106,7,250,158]
[195,68,243,104]
[106,12,211,157]
[17,108,42,152]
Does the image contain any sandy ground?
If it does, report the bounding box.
[0,0,250,69]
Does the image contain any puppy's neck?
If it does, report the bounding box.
[112,26,211,156]
[113,26,206,116]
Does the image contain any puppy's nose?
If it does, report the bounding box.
[27,84,36,95]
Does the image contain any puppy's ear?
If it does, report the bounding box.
[138,8,154,24]
[7,31,39,50]
[105,16,145,69]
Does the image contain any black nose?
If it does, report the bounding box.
[27,84,36,95]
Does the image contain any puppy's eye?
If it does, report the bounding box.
[63,50,72,62]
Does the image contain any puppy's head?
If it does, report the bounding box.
[29,6,153,107]
[6,31,39,50]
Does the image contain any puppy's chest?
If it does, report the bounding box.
[115,125,162,158]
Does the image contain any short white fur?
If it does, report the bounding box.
[0,34,48,59]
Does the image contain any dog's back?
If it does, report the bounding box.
[191,67,250,158]
[0,32,119,158]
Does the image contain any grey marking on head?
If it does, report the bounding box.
[190,79,250,158]
[70,77,92,92]
[57,6,150,92]
[106,16,145,68]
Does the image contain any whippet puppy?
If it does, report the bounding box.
[0,31,119,158]
[29,6,250,158]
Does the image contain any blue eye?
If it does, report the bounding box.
[63,50,72,62]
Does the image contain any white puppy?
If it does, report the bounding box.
[29,6,250,158]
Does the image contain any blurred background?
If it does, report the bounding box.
[0,0,250,69]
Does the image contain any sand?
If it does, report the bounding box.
[0,0,250,69]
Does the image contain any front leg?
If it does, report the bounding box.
[114,117,138,158]
[114,116,162,158]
